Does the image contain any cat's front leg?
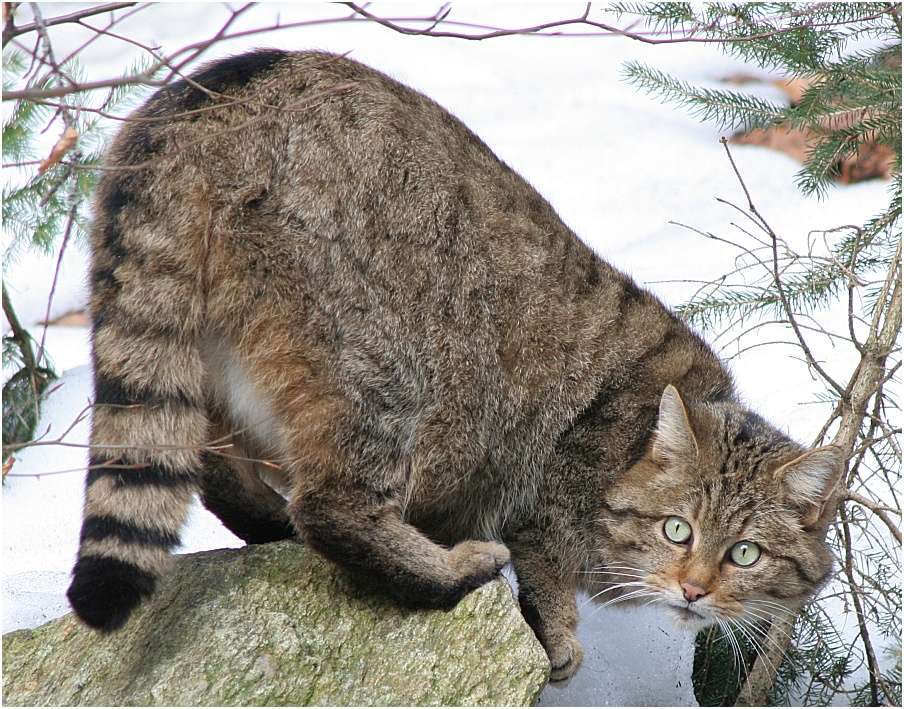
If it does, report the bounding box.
[509,530,582,681]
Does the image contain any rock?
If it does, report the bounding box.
[2,541,549,706]
[536,600,697,707]
[2,571,71,633]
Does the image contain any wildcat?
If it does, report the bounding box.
[67,49,842,681]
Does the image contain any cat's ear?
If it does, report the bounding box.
[652,385,699,463]
[776,446,845,527]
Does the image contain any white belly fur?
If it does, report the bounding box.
[202,334,291,495]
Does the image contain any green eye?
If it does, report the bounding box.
[729,541,761,567]
[663,516,692,544]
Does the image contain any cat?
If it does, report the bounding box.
[66,49,842,681]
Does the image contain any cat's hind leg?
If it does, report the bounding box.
[210,333,508,605]
[198,418,296,544]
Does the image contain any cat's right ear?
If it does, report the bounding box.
[652,384,699,464]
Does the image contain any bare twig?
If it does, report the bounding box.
[838,508,893,705]
[2,2,136,47]
[720,138,847,396]
[845,492,903,544]
[7,4,897,102]
[343,3,896,44]
[35,203,78,367]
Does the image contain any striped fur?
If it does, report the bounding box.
[68,49,841,678]
[67,53,285,631]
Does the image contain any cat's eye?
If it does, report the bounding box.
[729,541,761,567]
[663,516,692,544]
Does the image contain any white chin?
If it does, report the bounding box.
[666,606,712,631]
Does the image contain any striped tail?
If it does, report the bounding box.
[67,320,208,631]
[67,155,208,631]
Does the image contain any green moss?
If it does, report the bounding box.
[2,542,548,706]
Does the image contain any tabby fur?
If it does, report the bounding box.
[67,50,842,680]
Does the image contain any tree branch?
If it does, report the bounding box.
[2,2,136,47]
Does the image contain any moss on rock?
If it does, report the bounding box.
[2,541,548,706]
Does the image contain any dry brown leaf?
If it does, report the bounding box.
[41,309,90,327]
[835,142,895,184]
[721,73,813,105]
[723,73,894,185]
[772,77,812,105]
[2,456,13,480]
[731,126,810,164]
[38,126,79,174]
[730,126,893,184]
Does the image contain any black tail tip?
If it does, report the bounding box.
[67,555,156,632]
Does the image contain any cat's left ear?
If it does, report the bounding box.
[776,446,845,528]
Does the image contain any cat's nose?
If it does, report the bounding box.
[681,581,708,602]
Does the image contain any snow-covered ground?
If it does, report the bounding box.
[2,4,896,706]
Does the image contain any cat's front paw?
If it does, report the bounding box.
[546,633,584,682]
[448,540,510,587]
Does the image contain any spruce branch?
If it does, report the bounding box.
[622,63,785,131]
[672,140,898,706]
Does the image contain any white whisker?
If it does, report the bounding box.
[744,618,798,668]
[742,609,796,643]
[746,599,797,618]
[589,564,651,574]
[598,589,659,610]
[730,617,776,678]
[580,570,647,578]
[585,581,649,604]
[584,589,661,623]
[734,615,797,672]
[717,619,744,687]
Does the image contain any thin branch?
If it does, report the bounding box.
[720,137,847,396]
[35,203,77,367]
[343,3,896,44]
[845,492,903,544]
[838,508,893,705]
[2,2,136,47]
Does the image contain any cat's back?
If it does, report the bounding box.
[91,48,601,451]
[102,49,552,226]
[95,49,577,317]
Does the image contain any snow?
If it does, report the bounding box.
[2,3,896,706]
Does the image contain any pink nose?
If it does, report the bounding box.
[681,581,708,602]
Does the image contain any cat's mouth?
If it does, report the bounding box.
[664,601,712,629]
[672,606,705,620]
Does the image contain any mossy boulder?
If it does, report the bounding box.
[2,541,548,706]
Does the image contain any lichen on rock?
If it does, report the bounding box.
[2,541,549,706]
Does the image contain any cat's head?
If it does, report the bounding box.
[593,385,842,631]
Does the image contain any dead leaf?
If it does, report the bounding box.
[38,126,78,174]
[731,125,810,164]
[41,309,90,327]
[2,456,13,480]
[723,73,894,185]
[772,77,811,106]
[722,73,812,106]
